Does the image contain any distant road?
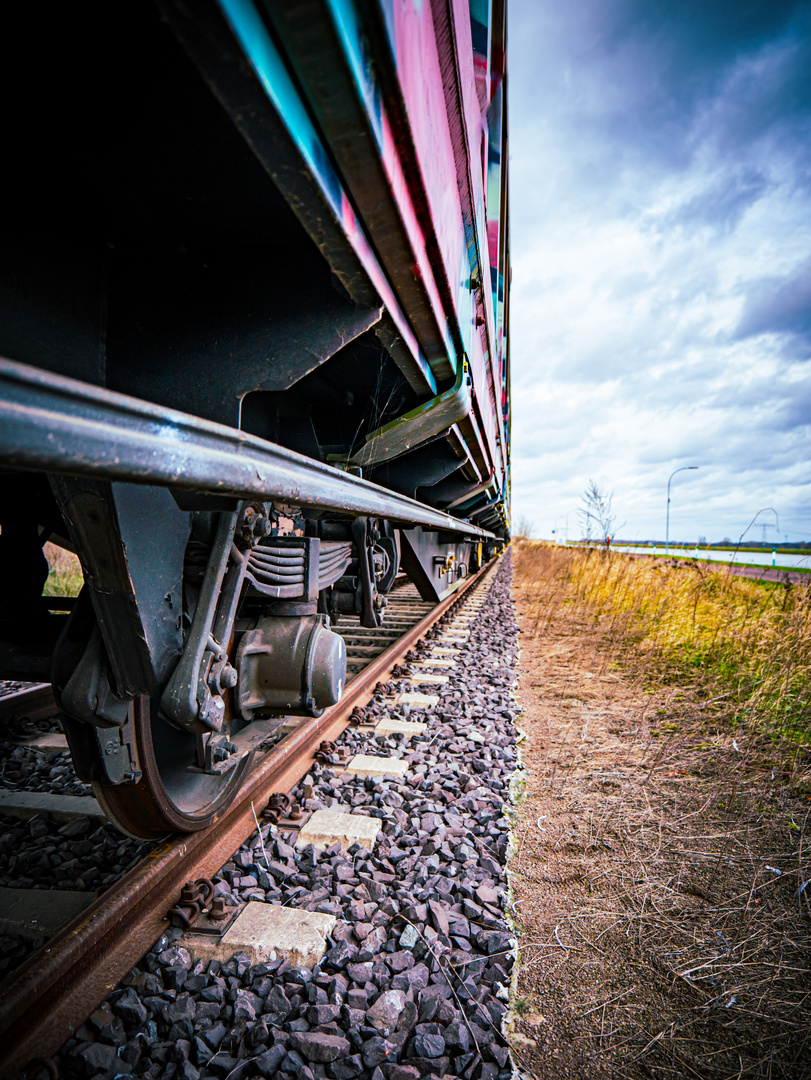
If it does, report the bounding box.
[719,564,809,586]
[610,543,811,571]
[579,546,810,586]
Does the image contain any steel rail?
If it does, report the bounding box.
[0,557,499,1077]
[0,683,58,725]
[0,358,493,538]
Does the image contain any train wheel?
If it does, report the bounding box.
[91,696,251,841]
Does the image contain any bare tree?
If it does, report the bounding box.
[512,515,535,540]
[578,478,621,542]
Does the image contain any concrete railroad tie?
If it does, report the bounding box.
[0,792,107,823]
[184,904,338,968]
[393,692,440,709]
[342,754,410,777]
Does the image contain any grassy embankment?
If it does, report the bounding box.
[518,542,811,747]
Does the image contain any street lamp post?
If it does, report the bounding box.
[666,466,699,557]
[736,508,779,553]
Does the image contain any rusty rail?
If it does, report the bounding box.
[0,558,499,1077]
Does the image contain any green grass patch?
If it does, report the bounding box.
[43,542,83,597]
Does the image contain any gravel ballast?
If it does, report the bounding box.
[52,555,520,1079]
[0,691,151,979]
[0,690,90,799]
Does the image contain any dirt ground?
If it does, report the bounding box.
[507,553,811,1080]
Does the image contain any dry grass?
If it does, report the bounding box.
[520,543,811,748]
[508,542,811,1080]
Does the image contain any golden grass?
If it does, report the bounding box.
[517,543,811,746]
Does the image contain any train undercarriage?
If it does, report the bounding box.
[0,435,497,837]
[0,0,510,836]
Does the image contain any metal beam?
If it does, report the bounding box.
[0,359,493,538]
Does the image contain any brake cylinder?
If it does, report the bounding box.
[234,614,346,718]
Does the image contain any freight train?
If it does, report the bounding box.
[0,0,510,838]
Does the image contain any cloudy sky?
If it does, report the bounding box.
[507,0,811,542]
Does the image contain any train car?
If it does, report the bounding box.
[0,0,510,838]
